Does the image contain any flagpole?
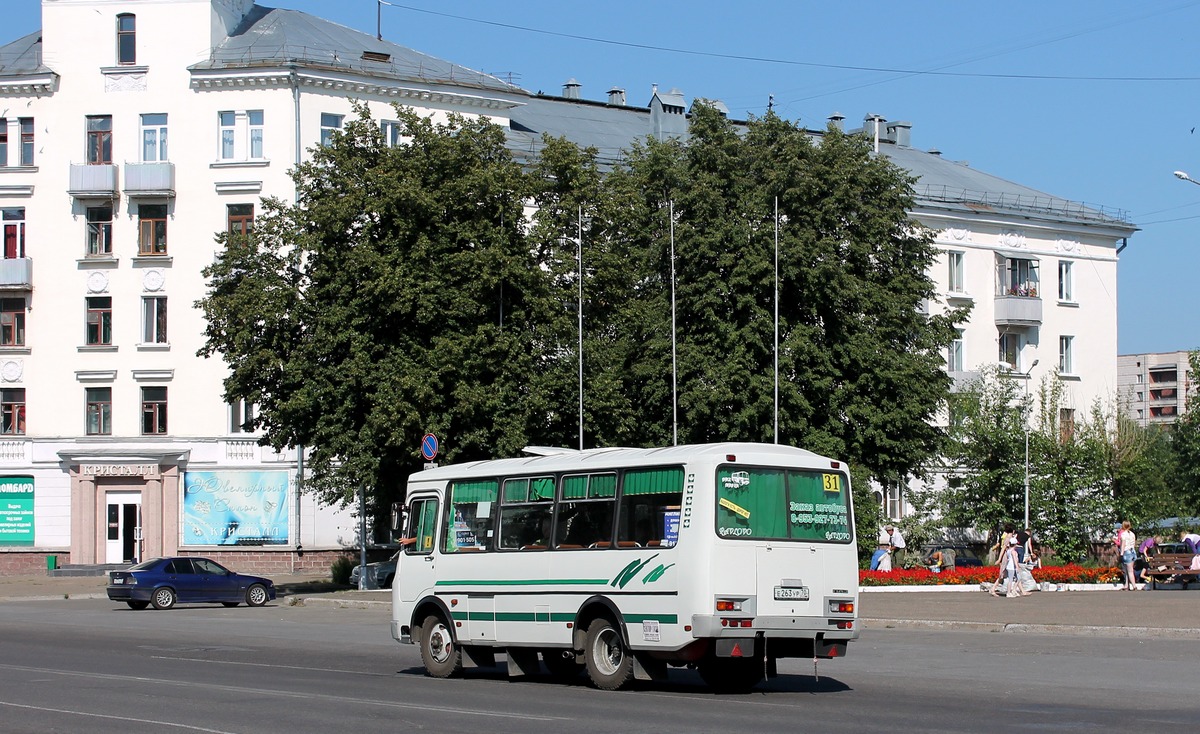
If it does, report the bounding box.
[671,200,678,446]
[774,196,779,444]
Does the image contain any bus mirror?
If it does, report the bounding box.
[391,502,405,532]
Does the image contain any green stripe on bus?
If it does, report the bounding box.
[435,579,608,587]
[449,610,676,624]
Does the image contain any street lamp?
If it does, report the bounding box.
[1019,360,1038,530]
[1174,170,1200,186]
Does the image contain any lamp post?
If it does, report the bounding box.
[1174,170,1200,186]
[1020,359,1038,530]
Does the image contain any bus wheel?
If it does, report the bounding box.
[584,618,634,690]
[697,655,764,693]
[419,614,462,678]
[541,648,583,679]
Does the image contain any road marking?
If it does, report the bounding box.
[0,663,570,721]
[152,655,391,677]
[0,700,235,733]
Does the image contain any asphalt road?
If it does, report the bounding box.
[0,597,1196,733]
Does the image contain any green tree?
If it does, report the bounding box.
[1169,351,1200,516]
[198,105,551,510]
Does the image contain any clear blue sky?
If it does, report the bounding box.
[8,0,1200,355]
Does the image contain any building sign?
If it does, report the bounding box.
[0,476,34,546]
[182,471,289,546]
[81,464,160,478]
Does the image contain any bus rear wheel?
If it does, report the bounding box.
[697,655,764,693]
[583,618,634,690]
[419,614,462,678]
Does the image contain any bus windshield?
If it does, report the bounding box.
[714,465,852,543]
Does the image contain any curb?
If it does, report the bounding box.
[285,596,390,610]
[860,618,1200,639]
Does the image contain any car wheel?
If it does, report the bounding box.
[151,587,176,610]
[222,602,240,608]
[126,600,149,610]
[419,614,463,678]
[583,617,634,690]
[245,584,269,607]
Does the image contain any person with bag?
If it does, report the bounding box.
[990,536,1029,597]
[1117,520,1138,591]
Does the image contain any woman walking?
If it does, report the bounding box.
[1117,520,1138,591]
[990,536,1030,597]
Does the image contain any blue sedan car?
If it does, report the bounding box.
[107,557,276,610]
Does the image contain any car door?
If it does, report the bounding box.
[193,558,236,602]
[166,558,202,602]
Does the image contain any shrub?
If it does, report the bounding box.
[330,555,356,585]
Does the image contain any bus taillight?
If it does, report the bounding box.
[715,599,742,612]
[829,601,854,614]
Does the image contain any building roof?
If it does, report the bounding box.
[0,31,48,77]
[190,5,523,95]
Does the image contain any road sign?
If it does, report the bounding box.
[420,433,439,461]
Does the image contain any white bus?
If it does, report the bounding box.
[390,442,859,691]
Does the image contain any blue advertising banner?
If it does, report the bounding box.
[182,471,289,546]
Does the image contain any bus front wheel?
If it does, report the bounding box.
[583,618,634,690]
[419,614,462,678]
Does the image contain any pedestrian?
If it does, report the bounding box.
[1015,526,1032,563]
[888,525,907,568]
[1117,521,1137,591]
[1180,530,1200,555]
[870,525,892,571]
[990,536,1029,597]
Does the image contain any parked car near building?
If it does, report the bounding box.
[350,551,399,589]
[107,557,276,610]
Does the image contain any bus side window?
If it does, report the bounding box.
[403,498,438,555]
[443,479,498,553]
[618,467,684,548]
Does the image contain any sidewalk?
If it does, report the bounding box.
[2,572,1197,639]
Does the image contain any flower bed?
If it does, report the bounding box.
[859,564,1122,587]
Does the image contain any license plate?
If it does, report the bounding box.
[112,578,124,584]
[774,586,809,601]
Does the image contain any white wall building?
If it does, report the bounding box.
[0,0,527,573]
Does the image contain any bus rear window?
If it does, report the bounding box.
[714,466,852,543]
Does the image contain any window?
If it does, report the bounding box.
[138,204,167,255]
[229,399,256,433]
[1058,260,1074,302]
[1059,335,1074,374]
[86,206,113,256]
[86,296,112,345]
[555,473,617,549]
[142,296,167,344]
[19,118,33,166]
[499,476,555,550]
[403,497,438,555]
[227,204,254,236]
[947,329,964,372]
[715,466,852,543]
[381,119,403,147]
[1059,408,1076,442]
[218,110,264,161]
[0,118,6,166]
[116,14,136,65]
[999,257,1039,298]
[616,467,683,548]
[142,386,167,434]
[947,251,965,294]
[0,298,25,346]
[86,387,112,435]
[320,113,343,146]
[998,332,1019,370]
[443,479,498,553]
[87,115,113,165]
[140,113,167,162]
[2,208,25,259]
[1,388,24,435]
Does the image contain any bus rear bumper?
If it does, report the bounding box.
[691,614,859,642]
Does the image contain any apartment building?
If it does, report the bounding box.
[1118,351,1195,427]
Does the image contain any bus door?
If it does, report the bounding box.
[397,495,440,609]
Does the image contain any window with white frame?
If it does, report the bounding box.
[381,119,403,147]
[947,329,964,372]
[998,332,1019,370]
[2,208,25,259]
[142,296,167,344]
[999,257,1040,298]
[1059,335,1074,374]
[86,206,112,256]
[140,113,167,162]
[320,113,344,146]
[218,110,265,161]
[1058,260,1074,302]
[229,399,256,434]
[947,251,965,294]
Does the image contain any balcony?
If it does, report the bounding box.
[68,164,119,197]
[0,258,32,289]
[123,162,175,197]
[994,295,1042,326]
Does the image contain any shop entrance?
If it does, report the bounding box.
[105,491,142,564]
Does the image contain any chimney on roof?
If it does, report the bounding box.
[608,87,626,106]
[827,112,845,131]
[887,121,912,148]
[563,78,581,99]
